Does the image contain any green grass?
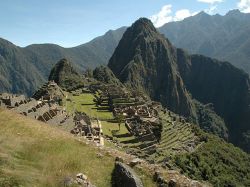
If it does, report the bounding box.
[65,93,136,143]
[101,121,135,142]
[173,131,250,186]
[66,93,113,119]
[0,109,157,187]
[0,109,114,187]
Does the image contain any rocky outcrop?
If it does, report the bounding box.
[63,173,96,187]
[112,161,143,187]
[48,58,84,91]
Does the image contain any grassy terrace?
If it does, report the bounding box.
[0,109,157,187]
[65,93,135,143]
[148,112,198,162]
[66,93,113,119]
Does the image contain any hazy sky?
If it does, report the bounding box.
[0,0,248,47]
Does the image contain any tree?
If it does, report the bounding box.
[115,114,124,131]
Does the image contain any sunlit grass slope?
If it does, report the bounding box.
[0,108,156,187]
[0,108,115,187]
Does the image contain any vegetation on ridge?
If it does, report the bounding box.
[174,127,250,186]
[49,58,85,91]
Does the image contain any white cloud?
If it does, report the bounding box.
[197,0,223,4]
[173,9,199,21]
[150,5,173,27]
[205,5,218,14]
[150,5,198,27]
[238,0,250,13]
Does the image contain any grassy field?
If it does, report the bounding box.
[0,109,115,187]
[65,93,135,142]
[0,109,156,187]
[65,93,113,119]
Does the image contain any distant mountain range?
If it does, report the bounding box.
[159,9,250,75]
[1,9,250,96]
[0,27,126,95]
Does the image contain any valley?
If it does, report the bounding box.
[0,6,250,187]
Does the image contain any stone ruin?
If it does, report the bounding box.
[0,92,74,128]
[0,93,26,108]
[71,112,104,146]
[93,82,199,158]
[113,104,159,118]
[90,83,128,99]
[89,83,164,155]
[32,80,65,102]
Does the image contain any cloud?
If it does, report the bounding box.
[150,5,173,27]
[205,5,218,14]
[174,9,199,21]
[238,0,250,13]
[197,0,223,4]
[150,5,198,27]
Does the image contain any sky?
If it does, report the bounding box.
[0,0,249,47]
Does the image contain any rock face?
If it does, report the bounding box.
[177,52,250,151]
[112,162,144,187]
[49,58,84,90]
[108,18,196,118]
[108,18,250,152]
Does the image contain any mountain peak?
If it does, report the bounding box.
[48,58,84,90]
[226,9,241,16]
[195,11,210,19]
[130,17,157,33]
[57,58,70,66]
[108,18,195,118]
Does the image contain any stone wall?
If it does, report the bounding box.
[112,161,144,187]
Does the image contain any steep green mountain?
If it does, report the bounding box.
[159,9,250,74]
[48,58,84,91]
[108,18,196,119]
[0,27,126,95]
[193,100,228,140]
[177,51,250,152]
[108,18,250,152]
[0,38,44,95]
[93,65,123,86]
[174,127,250,186]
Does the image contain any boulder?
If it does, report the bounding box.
[63,177,74,186]
[112,161,144,187]
[169,179,177,187]
[129,158,141,167]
